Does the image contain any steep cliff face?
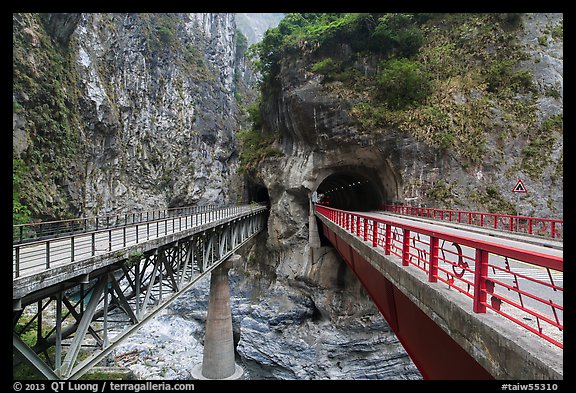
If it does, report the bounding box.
[255,13,563,222]
[13,13,246,219]
[248,14,563,272]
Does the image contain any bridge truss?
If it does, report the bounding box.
[13,206,267,380]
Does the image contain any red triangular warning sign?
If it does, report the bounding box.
[512,179,527,193]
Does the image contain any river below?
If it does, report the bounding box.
[108,269,422,380]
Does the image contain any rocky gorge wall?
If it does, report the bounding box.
[16,12,413,380]
[14,13,246,220]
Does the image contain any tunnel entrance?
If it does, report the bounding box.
[315,169,387,212]
[246,177,271,208]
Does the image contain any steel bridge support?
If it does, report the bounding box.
[13,210,266,380]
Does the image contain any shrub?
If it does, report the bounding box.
[311,57,339,75]
[371,14,423,57]
[485,59,534,94]
[376,58,431,109]
[13,158,31,226]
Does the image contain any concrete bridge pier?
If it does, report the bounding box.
[192,254,244,380]
[309,198,321,248]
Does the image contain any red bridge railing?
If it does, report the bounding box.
[384,205,563,240]
[315,205,563,349]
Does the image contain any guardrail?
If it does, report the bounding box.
[315,204,563,349]
[13,204,267,279]
[384,205,563,240]
[12,204,242,244]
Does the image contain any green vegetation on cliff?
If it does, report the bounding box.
[250,13,561,170]
[13,13,84,222]
[237,98,282,174]
[13,158,31,226]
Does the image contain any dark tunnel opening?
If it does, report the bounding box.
[315,171,386,212]
[246,178,271,208]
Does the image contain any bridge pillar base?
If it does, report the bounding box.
[191,363,244,380]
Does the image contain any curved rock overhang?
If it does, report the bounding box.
[312,157,400,212]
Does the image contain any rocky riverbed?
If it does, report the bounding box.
[109,269,422,380]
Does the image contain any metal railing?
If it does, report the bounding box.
[315,205,563,349]
[384,205,563,240]
[12,204,242,245]
[13,204,267,279]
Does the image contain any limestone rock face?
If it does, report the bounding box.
[13,13,246,218]
[73,13,242,214]
[250,13,563,287]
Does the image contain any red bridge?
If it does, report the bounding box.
[312,204,562,380]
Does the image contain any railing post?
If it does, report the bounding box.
[372,221,378,248]
[71,237,75,262]
[356,215,360,236]
[384,224,392,255]
[551,222,556,238]
[473,249,489,313]
[15,246,20,278]
[363,219,368,241]
[91,233,96,256]
[402,229,410,266]
[428,236,438,282]
[528,218,533,235]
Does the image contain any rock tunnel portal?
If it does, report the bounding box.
[315,167,393,212]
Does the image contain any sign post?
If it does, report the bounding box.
[512,179,527,216]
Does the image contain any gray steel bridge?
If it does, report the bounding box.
[13,204,268,380]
